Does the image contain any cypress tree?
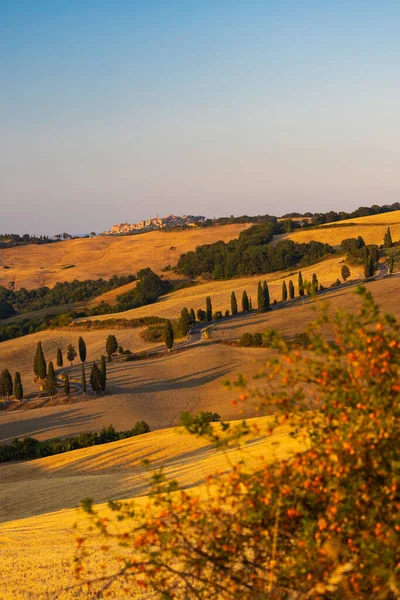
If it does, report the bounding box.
[231,291,238,316]
[298,271,304,297]
[312,273,318,294]
[357,235,365,249]
[1,369,13,400]
[100,355,107,391]
[288,280,295,300]
[384,227,393,248]
[44,361,58,398]
[14,372,23,401]
[64,373,70,396]
[341,265,351,282]
[263,281,270,310]
[56,348,63,368]
[282,281,288,302]
[164,320,174,351]
[189,308,196,325]
[242,291,249,312]
[34,341,47,380]
[206,297,212,322]
[66,344,77,366]
[90,362,102,393]
[81,363,87,394]
[249,297,253,310]
[180,307,191,335]
[106,335,118,362]
[257,282,265,313]
[78,337,87,363]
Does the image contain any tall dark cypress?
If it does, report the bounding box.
[64,373,70,396]
[44,361,58,397]
[78,337,87,363]
[263,281,270,310]
[14,371,23,401]
[164,320,174,351]
[384,227,393,248]
[242,291,249,312]
[81,363,87,394]
[90,362,102,393]
[257,282,265,313]
[231,291,238,316]
[206,297,212,322]
[312,273,318,293]
[34,341,47,380]
[282,281,288,302]
[100,355,107,391]
[298,271,304,297]
[1,369,13,400]
[288,280,295,300]
[56,348,63,368]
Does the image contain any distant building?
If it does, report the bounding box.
[103,214,206,236]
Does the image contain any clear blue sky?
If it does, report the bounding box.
[1,1,399,234]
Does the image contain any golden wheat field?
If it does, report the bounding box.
[0,415,303,600]
[278,209,400,248]
[0,223,250,290]
[88,256,363,321]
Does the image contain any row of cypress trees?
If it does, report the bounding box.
[0,369,23,401]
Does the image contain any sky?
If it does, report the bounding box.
[1,1,400,235]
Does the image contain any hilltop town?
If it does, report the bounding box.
[103,214,206,236]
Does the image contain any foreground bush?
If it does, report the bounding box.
[0,422,150,462]
[76,287,400,599]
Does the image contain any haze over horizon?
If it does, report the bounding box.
[1,1,400,235]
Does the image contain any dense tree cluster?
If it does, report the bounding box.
[0,274,135,316]
[115,268,172,310]
[177,222,333,280]
[0,422,150,463]
[0,233,55,249]
[282,201,400,226]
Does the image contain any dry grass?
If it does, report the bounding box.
[211,275,400,341]
[0,343,270,443]
[0,328,158,395]
[87,256,362,321]
[276,209,400,248]
[0,415,302,599]
[0,224,249,290]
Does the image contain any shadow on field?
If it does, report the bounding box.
[0,408,103,444]
[108,363,236,394]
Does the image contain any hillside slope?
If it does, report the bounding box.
[277,209,400,248]
[0,415,302,599]
[0,223,250,290]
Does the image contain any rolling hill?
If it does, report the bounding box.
[0,223,250,290]
[0,415,302,599]
[275,209,400,248]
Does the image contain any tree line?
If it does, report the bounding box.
[0,422,150,463]
[0,274,136,317]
